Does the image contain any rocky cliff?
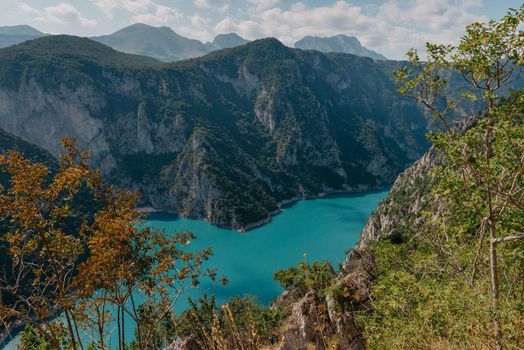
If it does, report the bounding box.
[0,35,432,230]
[257,141,443,350]
[355,146,441,250]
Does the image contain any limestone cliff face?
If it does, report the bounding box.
[0,35,432,229]
[0,79,111,166]
[356,146,441,250]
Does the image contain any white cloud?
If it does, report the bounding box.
[91,0,179,25]
[129,4,180,26]
[247,0,283,11]
[194,0,230,13]
[216,0,488,59]
[17,2,41,16]
[91,0,151,18]
[177,15,215,40]
[44,3,97,27]
[18,2,97,28]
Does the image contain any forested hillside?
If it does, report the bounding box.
[0,36,432,230]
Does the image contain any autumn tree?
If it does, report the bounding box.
[0,138,215,349]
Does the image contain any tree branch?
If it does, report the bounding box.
[493,233,524,244]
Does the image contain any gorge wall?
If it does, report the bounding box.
[0,35,431,230]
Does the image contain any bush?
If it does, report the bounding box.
[174,295,283,349]
[273,260,336,298]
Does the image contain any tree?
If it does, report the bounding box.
[395,6,523,349]
[0,138,215,349]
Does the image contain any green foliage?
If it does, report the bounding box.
[128,301,177,350]
[360,224,524,348]
[19,323,72,350]
[274,260,336,298]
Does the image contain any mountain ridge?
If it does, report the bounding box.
[92,23,210,62]
[0,35,429,230]
[208,33,249,50]
[92,23,251,62]
[0,24,43,36]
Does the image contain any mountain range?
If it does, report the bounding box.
[0,35,428,230]
[0,24,387,62]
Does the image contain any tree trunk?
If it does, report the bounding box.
[490,220,502,350]
[65,308,78,350]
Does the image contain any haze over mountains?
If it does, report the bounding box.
[92,23,210,62]
[0,24,387,62]
[295,35,387,60]
[0,25,45,48]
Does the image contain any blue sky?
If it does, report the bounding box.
[0,0,521,59]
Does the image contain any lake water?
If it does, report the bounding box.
[150,190,389,311]
[1,190,388,349]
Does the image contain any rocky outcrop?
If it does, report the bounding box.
[274,290,365,350]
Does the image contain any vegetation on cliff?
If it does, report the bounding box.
[358,7,524,348]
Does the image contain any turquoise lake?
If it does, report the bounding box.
[149,189,389,312]
[1,189,388,349]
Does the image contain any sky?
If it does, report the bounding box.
[0,0,521,59]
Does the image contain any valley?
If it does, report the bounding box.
[0,4,522,348]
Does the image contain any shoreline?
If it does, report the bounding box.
[138,185,390,233]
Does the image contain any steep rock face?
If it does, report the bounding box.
[0,78,113,168]
[354,118,485,250]
[0,36,432,229]
[356,146,441,250]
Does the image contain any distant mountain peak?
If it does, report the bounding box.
[0,25,43,36]
[92,24,208,62]
[0,25,46,49]
[215,33,245,40]
[210,33,249,50]
[294,34,387,60]
[116,23,175,33]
